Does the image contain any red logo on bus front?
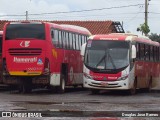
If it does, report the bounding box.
[90,71,121,81]
[20,41,30,47]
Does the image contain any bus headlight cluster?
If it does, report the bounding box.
[117,75,128,81]
[84,73,93,79]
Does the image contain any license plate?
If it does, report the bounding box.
[101,82,108,87]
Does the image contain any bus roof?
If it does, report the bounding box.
[89,33,160,46]
[60,24,91,35]
[46,22,91,35]
[6,21,91,36]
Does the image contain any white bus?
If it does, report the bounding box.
[81,33,160,94]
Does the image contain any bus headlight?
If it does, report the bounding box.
[84,73,93,79]
[117,75,128,81]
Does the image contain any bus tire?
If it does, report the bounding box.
[91,89,100,94]
[57,75,65,93]
[18,79,32,93]
[146,79,152,92]
[128,80,137,95]
[74,85,78,88]
[19,84,32,94]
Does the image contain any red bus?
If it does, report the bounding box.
[2,21,91,93]
[0,31,3,83]
[81,33,160,94]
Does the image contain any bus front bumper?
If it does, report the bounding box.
[83,77,129,90]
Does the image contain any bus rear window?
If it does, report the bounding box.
[5,24,45,40]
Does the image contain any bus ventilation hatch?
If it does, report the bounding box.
[8,48,42,56]
[113,21,125,33]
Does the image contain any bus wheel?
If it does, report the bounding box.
[74,85,78,88]
[146,79,152,92]
[128,80,137,95]
[19,79,32,93]
[81,84,84,88]
[91,89,100,94]
[57,75,65,93]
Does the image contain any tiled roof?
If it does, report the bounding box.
[0,20,120,34]
[0,20,8,31]
[52,21,115,34]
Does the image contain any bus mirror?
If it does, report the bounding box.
[132,45,136,59]
[81,43,86,61]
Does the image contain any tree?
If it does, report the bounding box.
[149,33,160,43]
[137,22,150,36]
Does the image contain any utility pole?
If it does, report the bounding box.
[26,11,28,20]
[137,0,150,36]
[145,0,149,25]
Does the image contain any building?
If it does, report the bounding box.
[0,20,124,34]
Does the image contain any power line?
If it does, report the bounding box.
[28,12,143,19]
[29,4,143,16]
[0,3,144,20]
[126,7,144,22]
[4,11,159,20]
[0,4,143,18]
[0,14,25,17]
[149,12,160,14]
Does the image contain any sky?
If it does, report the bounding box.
[0,0,159,35]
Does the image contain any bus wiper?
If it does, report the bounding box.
[95,53,106,68]
[107,51,116,70]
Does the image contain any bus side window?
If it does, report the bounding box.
[85,36,88,43]
[158,47,159,61]
[139,43,144,60]
[145,45,149,61]
[79,35,82,50]
[65,32,69,49]
[58,30,62,48]
[81,35,83,45]
[150,46,153,61]
[51,30,54,39]
[136,43,140,59]
[72,33,76,50]
[52,29,59,48]
[76,34,79,50]
[153,46,156,62]
[153,46,155,61]
[157,47,159,61]
[148,45,150,61]
[159,47,160,61]
[156,47,159,61]
[143,44,145,60]
[69,33,73,49]
[82,36,85,45]
[62,31,65,49]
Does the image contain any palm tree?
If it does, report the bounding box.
[149,33,160,43]
[137,22,150,36]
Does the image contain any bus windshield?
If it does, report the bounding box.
[5,23,45,40]
[84,40,130,72]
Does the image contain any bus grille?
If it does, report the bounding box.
[8,48,42,56]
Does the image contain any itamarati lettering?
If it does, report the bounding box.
[14,57,37,63]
